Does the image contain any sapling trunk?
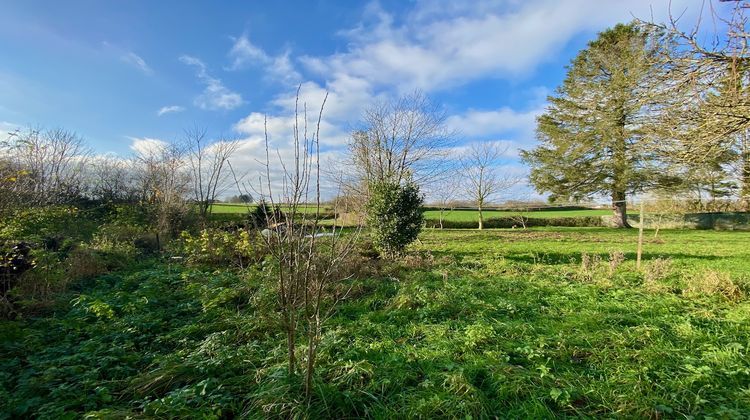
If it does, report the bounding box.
[478,203,484,230]
[636,201,645,269]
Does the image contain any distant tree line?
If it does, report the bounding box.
[0,126,241,237]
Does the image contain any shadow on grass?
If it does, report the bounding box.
[494,252,723,265]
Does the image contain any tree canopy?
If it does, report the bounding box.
[521,23,664,227]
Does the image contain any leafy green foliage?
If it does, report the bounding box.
[0,205,158,317]
[177,228,266,267]
[521,23,664,226]
[366,180,424,257]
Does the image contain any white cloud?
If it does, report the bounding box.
[1,121,21,137]
[301,0,696,92]
[448,139,520,159]
[447,107,541,138]
[221,0,703,201]
[156,105,185,116]
[127,137,168,156]
[121,51,152,75]
[228,36,269,69]
[226,35,301,84]
[233,110,349,149]
[180,55,244,110]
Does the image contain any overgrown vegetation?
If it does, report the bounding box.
[3,3,750,418]
[2,228,749,418]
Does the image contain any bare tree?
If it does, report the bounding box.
[0,139,33,216]
[426,173,460,229]
[506,191,538,230]
[185,127,240,221]
[2,127,90,206]
[346,90,454,196]
[257,91,362,397]
[460,142,519,230]
[133,141,191,244]
[88,155,139,203]
[641,1,750,208]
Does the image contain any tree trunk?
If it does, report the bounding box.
[611,105,631,228]
[286,316,296,376]
[612,191,631,228]
[478,203,484,230]
[304,318,320,398]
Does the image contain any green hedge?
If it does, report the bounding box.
[425,216,604,229]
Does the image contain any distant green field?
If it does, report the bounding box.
[209,203,329,215]
[424,208,612,221]
[210,203,611,220]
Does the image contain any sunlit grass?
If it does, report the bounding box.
[2,228,749,418]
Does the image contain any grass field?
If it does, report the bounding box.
[210,203,613,220]
[2,227,749,418]
[209,203,329,214]
[423,208,613,220]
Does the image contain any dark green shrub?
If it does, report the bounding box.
[247,200,285,229]
[366,181,424,257]
[1,242,34,315]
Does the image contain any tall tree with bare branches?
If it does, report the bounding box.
[133,141,191,243]
[2,127,90,207]
[185,127,240,221]
[346,90,454,195]
[461,142,519,230]
[642,0,750,208]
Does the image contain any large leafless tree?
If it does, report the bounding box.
[346,90,454,195]
[642,0,750,207]
[88,155,139,203]
[1,127,90,209]
[133,141,191,243]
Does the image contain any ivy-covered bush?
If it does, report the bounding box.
[366,181,424,257]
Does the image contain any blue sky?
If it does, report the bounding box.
[0,0,709,197]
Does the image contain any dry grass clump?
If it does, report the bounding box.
[67,247,108,281]
[579,252,601,273]
[401,251,436,270]
[608,250,625,275]
[643,257,673,292]
[683,270,743,301]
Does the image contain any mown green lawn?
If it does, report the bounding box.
[2,228,749,418]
